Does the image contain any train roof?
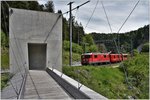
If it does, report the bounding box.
[82,52,128,55]
[82,52,110,55]
[122,54,128,55]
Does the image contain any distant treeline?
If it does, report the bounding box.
[91,25,149,53]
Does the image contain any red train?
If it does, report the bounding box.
[81,52,128,65]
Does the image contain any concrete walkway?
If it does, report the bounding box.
[23,70,71,99]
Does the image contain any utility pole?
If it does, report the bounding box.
[68,2,74,66]
[67,1,90,66]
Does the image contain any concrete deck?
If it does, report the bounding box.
[23,70,71,99]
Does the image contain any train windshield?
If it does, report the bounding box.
[83,55,91,58]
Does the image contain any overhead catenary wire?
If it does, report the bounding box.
[63,0,90,15]
[74,7,79,19]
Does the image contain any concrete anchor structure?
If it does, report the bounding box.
[9,8,62,73]
[1,8,63,99]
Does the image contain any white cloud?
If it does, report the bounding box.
[38,0,149,33]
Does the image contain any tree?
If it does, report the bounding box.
[63,17,69,41]
[141,43,149,52]
[83,34,94,45]
[45,1,54,13]
[88,45,98,52]
[27,1,42,11]
[1,1,44,35]
[57,10,62,14]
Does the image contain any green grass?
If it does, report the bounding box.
[63,51,81,65]
[1,48,9,69]
[63,66,129,99]
[1,73,10,90]
[63,53,149,99]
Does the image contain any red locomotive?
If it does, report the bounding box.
[81,52,128,65]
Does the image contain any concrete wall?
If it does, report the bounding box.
[9,8,62,73]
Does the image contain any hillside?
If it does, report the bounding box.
[91,25,149,53]
[63,52,149,99]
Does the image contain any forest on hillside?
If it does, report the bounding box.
[91,25,149,53]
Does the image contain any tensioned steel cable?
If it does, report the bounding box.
[44,15,61,43]
[101,1,112,33]
[116,0,140,88]
[13,10,41,99]
[2,2,9,34]
[3,2,62,99]
[9,8,60,99]
[85,0,99,29]
[117,0,140,33]
[2,4,25,96]
[3,3,39,98]
[3,1,10,8]
[99,0,140,91]
[3,1,27,75]
[100,1,120,52]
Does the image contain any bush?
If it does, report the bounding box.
[133,49,139,56]
[89,45,98,52]
[1,51,9,69]
[63,40,83,54]
[120,53,149,98]
[63,51,81,65]
[1,73,10,90]
[1,31,9,48]
[141,43,149,52]
[83,45,98,53]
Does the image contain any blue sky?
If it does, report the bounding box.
[38,0,149,33]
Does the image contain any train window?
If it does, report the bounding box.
[85,55,91,58]
[124,55,127,57]
[104,55,106,58]
[94,55,97,58]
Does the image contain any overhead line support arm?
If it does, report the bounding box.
[63,0,90,15]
